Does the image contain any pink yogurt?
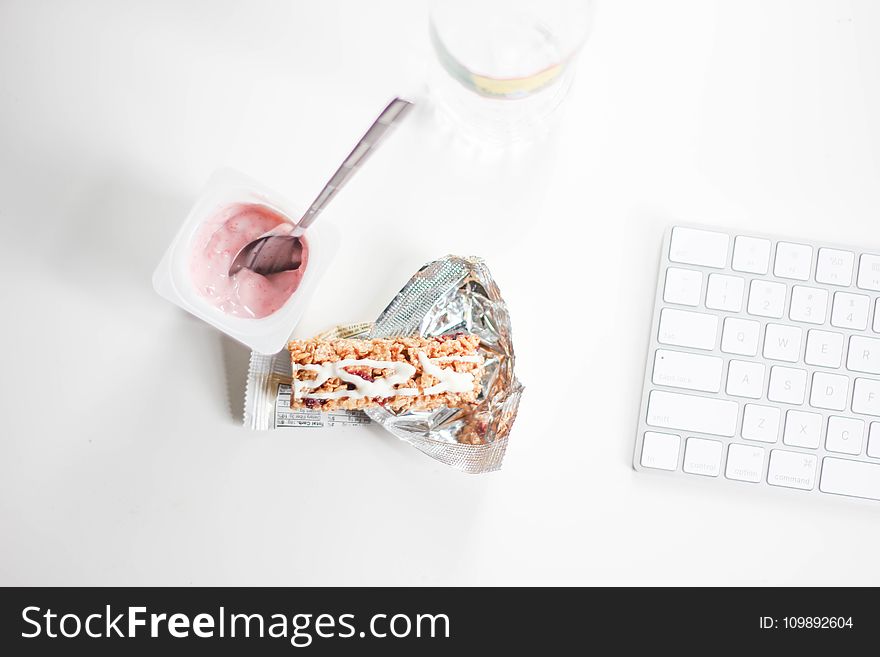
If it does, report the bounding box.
[188,203,309,319]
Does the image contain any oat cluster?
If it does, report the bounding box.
[287,334,484,412]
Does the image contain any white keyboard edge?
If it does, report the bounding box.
[633,223,880,506]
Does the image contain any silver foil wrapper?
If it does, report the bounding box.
[243,255,522,474]
[365,255,523,474]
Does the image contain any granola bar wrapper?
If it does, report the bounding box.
[245,322,374,431]
[244,255,523,474]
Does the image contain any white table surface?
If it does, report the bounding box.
[2,0,880,586]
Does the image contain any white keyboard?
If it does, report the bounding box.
[634,225,880,503]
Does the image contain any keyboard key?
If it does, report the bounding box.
[669,227,729,268]
[857,253,880,291]
[747,280,787,318]
[658,308,718,350]
[725,443,765,483]
[789,286,828,325]
[742,404,781,443]
[809,372,849,411]
[868,423,880,458]
[815,248,854,286]
[640,432,681,470]
[768,366,808,405]
[642,226,880,504]
[768,449,817,490]
[774,242,813,280]
[783,410,822,449]
[763,323,802,362]
[846,336,880,375]
[646,390,738,437]
[732,235,771,274]
[825,416,865,455]
[820,457,880,500]
[852,378,880,417]
[804,329,844,368]
[683,437,722,477]
[721,317,760,356]
[653,349,723,393]
[663,267,703,306]
[726,360,766,399]
[705,273,744,312]
[831,291,870,330]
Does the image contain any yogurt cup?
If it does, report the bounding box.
[153,168,339,353]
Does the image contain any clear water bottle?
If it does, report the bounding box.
[429,0,596,145]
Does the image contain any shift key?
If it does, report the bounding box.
[647,390,739,437]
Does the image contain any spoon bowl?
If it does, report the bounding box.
[228,234,304,277]
[227,97,412,277]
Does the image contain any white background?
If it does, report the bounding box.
[2,0,880,585]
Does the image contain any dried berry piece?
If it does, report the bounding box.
[344,366,375,382]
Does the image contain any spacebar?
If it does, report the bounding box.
[820,458,880,501]
[646,390,738,437]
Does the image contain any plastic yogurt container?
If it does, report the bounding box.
[153,168,339,353]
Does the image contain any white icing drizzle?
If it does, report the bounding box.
[431,355,483,363]
[418,353,479,395]
[293,351,481,401]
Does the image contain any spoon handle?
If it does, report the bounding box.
[291,97,413,238]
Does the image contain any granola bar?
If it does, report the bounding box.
[287,334,484,412]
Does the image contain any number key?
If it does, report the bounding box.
[831,292,870,330]
[789,285,828,324]
[706,273,744,312]
[748,280,787,318]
